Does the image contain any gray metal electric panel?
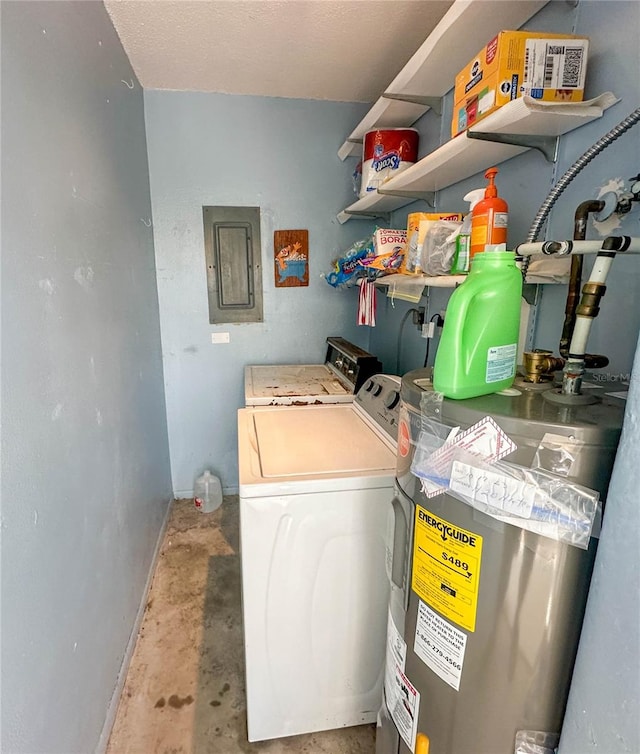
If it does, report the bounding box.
[203,206,263,324]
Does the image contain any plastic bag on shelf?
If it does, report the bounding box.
[325,233,375,288]
[421,220,463,276]
[325,228,406,288]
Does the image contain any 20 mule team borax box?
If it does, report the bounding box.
[452,31,589,137]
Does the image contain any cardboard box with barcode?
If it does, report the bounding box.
[401,213,463,275]
[452,31,589,137]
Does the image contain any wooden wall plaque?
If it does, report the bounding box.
[274,229,309,287]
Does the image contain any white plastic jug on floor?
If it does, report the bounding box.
[193,470,223,513]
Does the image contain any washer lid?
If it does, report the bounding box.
[252,405,396,477]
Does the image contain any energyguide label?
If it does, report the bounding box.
[412,506,483,632]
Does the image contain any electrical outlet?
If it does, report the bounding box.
[211,332,230,344]
[413,307,426,327]
[422,322,436,338]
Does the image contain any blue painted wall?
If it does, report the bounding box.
[1,3,172,752]
[369,0,640,378]
[144,91,369,496]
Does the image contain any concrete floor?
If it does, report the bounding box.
[107,497,376,754]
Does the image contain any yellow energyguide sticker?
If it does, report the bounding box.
[412,506,483,632]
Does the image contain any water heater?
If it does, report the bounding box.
[377,368,627,754]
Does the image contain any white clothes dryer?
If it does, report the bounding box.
[238,374,401,741]
[244,336,382,406]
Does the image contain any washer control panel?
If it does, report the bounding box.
[355,374,402,442]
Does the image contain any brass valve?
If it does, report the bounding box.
[522,349,565,383]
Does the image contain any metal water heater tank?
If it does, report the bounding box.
[377,368,626,754]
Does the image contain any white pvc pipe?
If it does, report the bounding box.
[516,240,602,256]
[569,317,595,358]
[515,236,640,257]
[589,254,616,284]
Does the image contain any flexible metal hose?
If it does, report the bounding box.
[521,107,640,277]
[528,107,640,242]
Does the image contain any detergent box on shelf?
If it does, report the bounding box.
[452,30,589,137]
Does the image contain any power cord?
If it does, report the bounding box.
[423,313,444,367]
[396,307,419,374]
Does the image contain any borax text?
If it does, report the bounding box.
[419,510,477,547]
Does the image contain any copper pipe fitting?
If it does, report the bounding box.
[576,282,606,318]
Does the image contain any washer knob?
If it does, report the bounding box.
[384,390,400,409]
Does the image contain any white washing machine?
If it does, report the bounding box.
[238,374,401,742]
[244,336,382,406]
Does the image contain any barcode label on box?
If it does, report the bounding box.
[524,39,587,93]
[563,47,584,87]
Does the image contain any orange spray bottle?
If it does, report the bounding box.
[469,167,508,258]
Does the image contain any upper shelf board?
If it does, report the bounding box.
[337,0,550,160]
[337,93,619,224]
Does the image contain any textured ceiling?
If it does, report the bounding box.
[105,0,454,102]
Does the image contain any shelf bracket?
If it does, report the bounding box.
[343,209,391,223]
[377,188,435,208]
[467,131,559,163]
[346,137,363,145]
[381,92,443,116]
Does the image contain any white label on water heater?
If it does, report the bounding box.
[384,609,419,751]
[386,609,407,671]
[414,601,467,691]
[386,663,420,752]
[486,343,517,383]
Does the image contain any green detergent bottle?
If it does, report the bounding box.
[433,247,522,399]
